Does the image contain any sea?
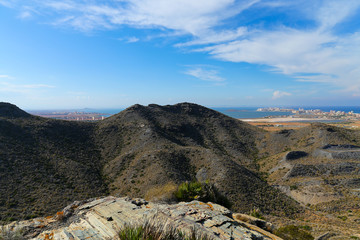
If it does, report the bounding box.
[82,106,360,120]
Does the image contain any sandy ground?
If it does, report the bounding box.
[241,117,331,122]
[241,118,360,131]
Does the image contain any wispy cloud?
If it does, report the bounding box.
[0,81,55,93]
[0,0,14,7]
[18,11,32,19]
[184,65,225,82]
[0,75,12,78]
[118,36,140,43]
[272,90,291,99]
[316,0,360,31]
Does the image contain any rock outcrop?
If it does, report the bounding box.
[1,196,281,240]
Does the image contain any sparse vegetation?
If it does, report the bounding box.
[174,181,204,202]
[337,215,348,221]
[174,181,231,208]
[118,222,212,240]
[145,182,178,202]
[274,225,314,240]
[249,208,265,220]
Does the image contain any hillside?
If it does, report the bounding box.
[0,103,107,222]
[96,103,300,215]
[0,102,300,223]
[257,124,360,238]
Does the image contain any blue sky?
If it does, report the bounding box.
[1,0,360,109]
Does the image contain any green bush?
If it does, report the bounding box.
[249,209,265,220]
[174,181,231,208]
[299,225,312,231]
[337,215,347,221]
[174,181,203,202]
[274,225,314,240]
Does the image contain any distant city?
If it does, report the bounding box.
[257,107,360,120]
[28,111,110,121]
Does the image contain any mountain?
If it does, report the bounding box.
[0,102,300,223]
[96,103,300,215]
[0,103,107,222]
[0,102,30,118]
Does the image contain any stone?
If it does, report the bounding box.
[1,197,282,240]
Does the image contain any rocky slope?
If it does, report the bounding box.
[258,124,360,239]
[0,102,299,224]
[96,103,300,216]
[0,104,107,223]
[1,196,281,240]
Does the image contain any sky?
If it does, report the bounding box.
[1,0,360,109]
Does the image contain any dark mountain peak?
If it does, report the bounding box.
[117,102,222,119]
[162,102,223,118]
[0,102,31,118]
[125,104,146,112]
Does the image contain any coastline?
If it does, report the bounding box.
[240,117,335,122]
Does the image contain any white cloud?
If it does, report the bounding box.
[272,90,291,99]
[0,75,11,78]
[8,0,257,37]
[0,81,55,93]
[316,0,360,31]
[126,37,139,43]
[176,27,247,47]
[0,0,14,7]
[19,11,32,19]
[184,66,225,82]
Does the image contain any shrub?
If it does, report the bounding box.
[274,225,314,240]
[299,225,312,231]
[249,209,265,220]
[174,181,231,208]
[337,216,347,221]
[175,181,203,202]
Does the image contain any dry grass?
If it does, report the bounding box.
[118,221,212,240]
[144,182,178,203]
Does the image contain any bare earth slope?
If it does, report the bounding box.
[257,124,360,239]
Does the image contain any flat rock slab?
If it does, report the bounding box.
[2,197,279,240]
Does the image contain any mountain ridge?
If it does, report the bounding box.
[0,102,302,223]
[0,102,31,119]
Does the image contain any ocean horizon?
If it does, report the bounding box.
[55,106,360,119]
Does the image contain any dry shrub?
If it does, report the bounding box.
[118,221,212,240]
[144,183,177,203]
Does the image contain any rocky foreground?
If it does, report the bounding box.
[1,196,281,240]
